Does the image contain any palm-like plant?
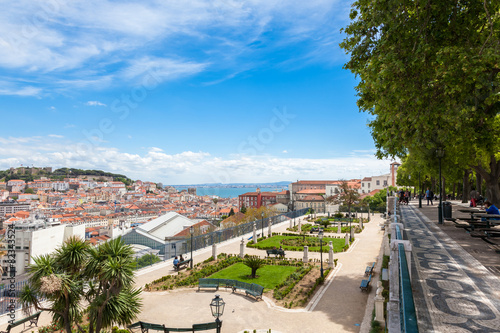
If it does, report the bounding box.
[83,237,141,333]
[244,256,266,278]
[20,236,141,333]
[21,237,87,333]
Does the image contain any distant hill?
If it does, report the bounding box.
[0,167,134,185]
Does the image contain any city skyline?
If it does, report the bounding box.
[0,1,395,184]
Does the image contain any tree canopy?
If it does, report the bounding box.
[340,0,500,203]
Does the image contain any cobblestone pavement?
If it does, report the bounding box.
[401,202,500,332]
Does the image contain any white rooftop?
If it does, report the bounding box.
[137,212,195,239]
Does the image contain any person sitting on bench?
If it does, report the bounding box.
[484,201,500,220]
[173,256,179,269]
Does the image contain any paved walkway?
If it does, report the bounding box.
[135,214,385,333]
[0,214,385,333]
[400,201,500,332]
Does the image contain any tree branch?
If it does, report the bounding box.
[479,0,493,55]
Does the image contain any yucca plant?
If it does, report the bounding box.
[244,256,266,278]
[20,236,141,333]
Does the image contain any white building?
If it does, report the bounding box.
[360,162,400,194]
[52,181,70,191]
[2,220,85,277]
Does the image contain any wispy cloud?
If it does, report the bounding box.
[0,135,390,184]
[85,101,107,106]
[0,0,351,95]
[121,57,208,82]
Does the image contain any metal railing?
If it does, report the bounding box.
[0,279,30,315]
[130,208,310,268]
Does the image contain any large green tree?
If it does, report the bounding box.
[20,237,141,333]
[341,0,500,203]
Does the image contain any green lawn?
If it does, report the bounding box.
[208,263,299,289]
[249,235,347,252]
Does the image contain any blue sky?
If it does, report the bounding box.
[0,0,393,184]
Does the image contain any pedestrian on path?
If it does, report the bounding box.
[470,187,478,207]
[426,188,433,205]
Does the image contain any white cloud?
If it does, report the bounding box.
[85,101,107,106]
[0,135,391,184]
[48,134,64,138]
[0,85,41,97]
[0,0,350,94]
[282,150,288,153]
[121,57,208,82]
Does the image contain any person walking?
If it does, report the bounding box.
[470,187,478,207]
[426,188,434,206]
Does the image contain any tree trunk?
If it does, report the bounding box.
[251,268,257,278]
[474,155,500,206]
[476,172,482,196]
[462,169,470,203]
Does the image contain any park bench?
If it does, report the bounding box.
[266,248,286,258]
[129,321,220,333]
[139,322,166,333]
[197,279,264,299]
[198,278,219,291]
[360,274,372,292]
[488,244,500,253]
[364,262,375,276]
[192,322,219,332]
[173,259,192,271]
[0,311,42,333]
[245,283,265,299]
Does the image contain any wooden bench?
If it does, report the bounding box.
[266,249,286,258]
[360,274,372,292]
[173,259,192,271]
[0,311,42,333]
[488,244,500,253]
[364,262,375,276]
[129,321,220,333]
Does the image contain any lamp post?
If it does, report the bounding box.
[436,147,445,225]
[190,226,194,269]
[319,231,324,278]
[349,207,352,242]
[418,171,422,208]
[210,294,225,333]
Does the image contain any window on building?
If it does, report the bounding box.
[368,183,371,188]
[362,183,365,187]
[376,180,380,186]
[383,180,388,186]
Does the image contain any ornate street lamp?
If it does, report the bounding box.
[319,231,324,278]
[210,294,225,333]
[436,147,445,224]
[190,226,194,269]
